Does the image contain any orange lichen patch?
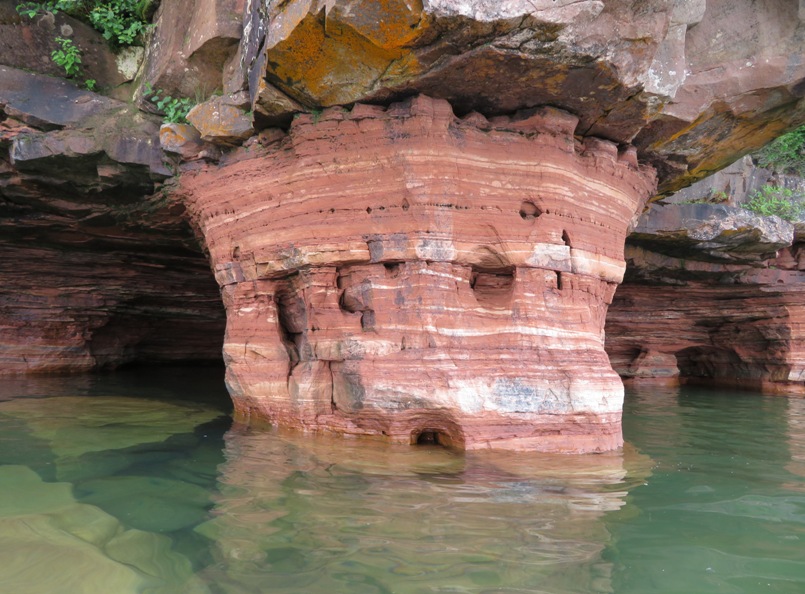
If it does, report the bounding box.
[379,53,424,87]
[686,118,795,175]
[159,123,200,149]
[330,0,426,50]
[264,5,425,107]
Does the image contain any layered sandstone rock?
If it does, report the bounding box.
[605,200,805,394]
[4,0,805,453]
[212,0,805,193]
[0,68,226,374]
[143,0,805,194]
[180,95,655,451]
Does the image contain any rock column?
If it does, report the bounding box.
[181,96,656,452]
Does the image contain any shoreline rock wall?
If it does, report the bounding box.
[3,0,805,451]
[605,197,805,394]
[179,95,656,451]
[0,67,226,375]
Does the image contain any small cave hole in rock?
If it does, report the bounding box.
[231,246,241,261]
[519,201,542,221]
[383,262,402,278]
[556,271,564,290]
[401,198,410,212]
[470,265,515,308]
[562,230,572,247]
[366,207,373,214]
[675,346,751,383]
[415,430,446,446]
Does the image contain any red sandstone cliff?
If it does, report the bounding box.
[179,96,655,451]
[0,66,226,374]
[606,174,805,394]
[3,0,805,451]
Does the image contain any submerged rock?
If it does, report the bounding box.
[0,465,210,594]
[76,475,212,533]
[0,396,222,481]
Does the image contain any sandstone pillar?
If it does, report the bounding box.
[181,96,656,452]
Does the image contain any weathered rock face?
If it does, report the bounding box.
[180,95,655,451]
[4,0,805,453]
[228,0,805,193]
[0,0,144,99]
[144,0,805,193]
[605,199,805,394]
[141,0,245,99]
[0,67,226,374]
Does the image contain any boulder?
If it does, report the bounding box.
[0,66,120,130]
[140,0,245,99]
[186,94,254,145]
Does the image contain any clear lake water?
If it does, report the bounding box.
[0,367,803,593]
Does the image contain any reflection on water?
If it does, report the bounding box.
[0,371,804,593]
[199,429,649,594]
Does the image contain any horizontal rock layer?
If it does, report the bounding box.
[174,0,805,193]
[180,95,656,451]
[606,200,805,393]
[0,68,226,374]
[606,276,805,394]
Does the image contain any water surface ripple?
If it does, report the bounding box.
[0,371,803,593]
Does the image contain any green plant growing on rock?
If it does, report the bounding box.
[143,84,194,124]
[744,185,805,221]
[709,190,730,203]
[51,36,82,77]
[88,0,149,46]
[16,0,152,46]
[755,125,805,176]
[16,0,79,19]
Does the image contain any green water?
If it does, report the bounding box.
[0,370,803,594]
